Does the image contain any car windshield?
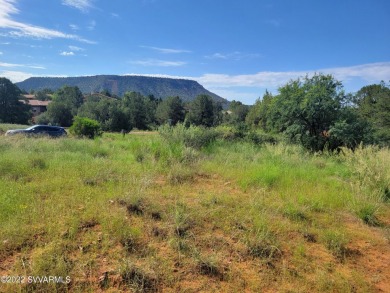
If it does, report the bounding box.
[26,126,36,130]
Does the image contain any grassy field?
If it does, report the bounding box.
[0,127,389,292]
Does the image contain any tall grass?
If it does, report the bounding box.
[0,125,389,292]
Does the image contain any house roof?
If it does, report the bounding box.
[23,94,36,99]
[28,100,51,106]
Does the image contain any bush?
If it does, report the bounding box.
[343,145,390,202]
[214,125,280,145]
[215,124,247,141]
[245,131,279,145]
[69,116,102,139]
[158,123,218,149]
[214,125,239,141]
[35,112,51,125]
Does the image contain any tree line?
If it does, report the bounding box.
[245,75,390,150]
[35,88,223,131]
[1,74,389,151]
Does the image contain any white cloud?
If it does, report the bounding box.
[62,0,93,12]
[0,71,68,82]
[0,70,33,82]
[0,61,45,69]
[68,45,84,51]
[87,20,96,31]
[111,13,120,18]
[196,62,390,89]
[60,51,75,56]
[126,62,390,103]
[0,51,2,55]
[205,51,260,61]
[140,45,191,54]
[0,0,95,43]
[130,59,186,67]
[205,53,228,60]
[125,62,390,88]
[69,24,79,30]
[0,62,18,67]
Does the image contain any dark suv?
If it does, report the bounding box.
[5,125,67,137]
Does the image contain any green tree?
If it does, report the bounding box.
[78,96,131,132]
[187,95,220,127]
[53,86,84,109]
[78,96,111,123]
[354,82,390,145]
[46,102,73,127]
[35,88,53,101]
[268,74,346,151]
[155,96,185,125]
[246,90,273,130]
[224,100,249,125]
[44,86,84,127]
[0,77,31,124]
[122,92,148,130]
[104,103,132,132]
[329,108,373,150]
[144,94,160,127]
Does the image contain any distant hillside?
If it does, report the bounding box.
[16,75,228,106]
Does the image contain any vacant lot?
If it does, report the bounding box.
[0,130,389,292]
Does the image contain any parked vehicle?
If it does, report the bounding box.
[5,125,67,137]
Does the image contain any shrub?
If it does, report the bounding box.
[158,123,218,149]
[343,145,390,202]
[245,131,279,145]
[35,112,51,125]
[69,116,102,139]
[214,125,239,141]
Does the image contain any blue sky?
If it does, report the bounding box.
[0,0,389,104]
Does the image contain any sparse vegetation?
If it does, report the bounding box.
[0,124,389,292]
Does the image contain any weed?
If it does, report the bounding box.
[127,202,144,216]
[159,123,218,149]
[343,145,390,203]
[322,230,349,260]
[136,152,145,163]
[30,157,47,170]
[104,217,142,253]
[151,211,162,221]
[79,219,99,230]
[172,202,191,237]
[120,261,159,292]
[180,147,200,164]
[283,204,308,221]
[247,227,282,260]
[169,237,191,254]
[356,204,381,226]
[167,164,195,185]
[28,242,72,292]
[384,187,390,201]
[195,253,227,280]
[303,232,317,243]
